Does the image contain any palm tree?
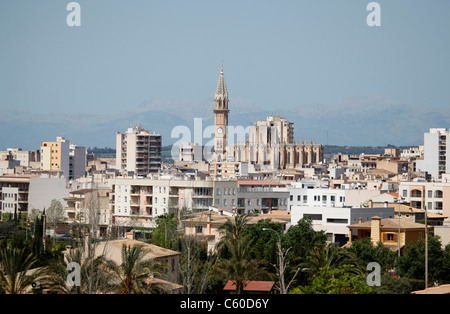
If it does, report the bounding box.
[105,244,166,294]
[216,214,267,294]
[216,235,267,294]
[218,214,250,246]
[41,247,113,294]
[0,247,42,294]
[301,243,364,278]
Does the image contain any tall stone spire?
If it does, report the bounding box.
[213,64,229,162]
[215,64,228,103]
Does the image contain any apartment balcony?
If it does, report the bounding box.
[64,206,76,215]
[139,208,152,217]
[130,197,140,207]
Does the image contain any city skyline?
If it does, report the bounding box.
[1,1,450,149]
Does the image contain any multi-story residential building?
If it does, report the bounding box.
[0,172,73,219]
[109,177,214,230]
[41,137,70,178]
[281,183,347,211]
[214,180,289,214]
[416,128,450,179]
[69,143,87,180]
[116,126,162,176]
[0,174,36,217]
[178,141,204,162]
[28,172,73,212]
[209,161,248,179]
[401,146,424,158]
[63,188,111,236]
[41,137,86,180]
[398,181,450,217]
[0,148,40,168]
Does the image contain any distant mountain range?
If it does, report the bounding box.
[1,96,448,151]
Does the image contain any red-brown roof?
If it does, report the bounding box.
[387,192,399,198]
[223,280,275,292]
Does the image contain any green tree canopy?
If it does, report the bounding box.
[290,264,372,294]
[152,213,179,250]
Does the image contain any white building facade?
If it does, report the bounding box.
[416,128,450,180]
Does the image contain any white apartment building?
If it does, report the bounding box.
[179,141,204,162]
[28,173,73,213]
[416,128,450,179]
[401,146,424,158]
[0,172,72,218]
[116,126,162,176]
[283,185,347,211]
[290,205,395,245]
[109,177,214,230]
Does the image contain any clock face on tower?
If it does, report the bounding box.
[217,127,223,134]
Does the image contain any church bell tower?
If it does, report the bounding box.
[213,64,229,162]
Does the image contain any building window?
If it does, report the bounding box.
[386,233,395,241]
[326,218,348,224]
[304,214,322,221]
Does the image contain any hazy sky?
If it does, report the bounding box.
[1,0,450,116]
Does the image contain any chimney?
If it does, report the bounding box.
[370,216,382,245]
[358,217,363,224]
[369,200,373,208]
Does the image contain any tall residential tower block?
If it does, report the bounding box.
[116,126,162,176]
